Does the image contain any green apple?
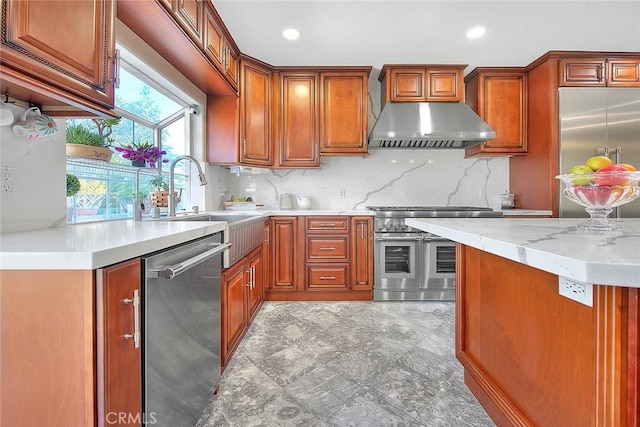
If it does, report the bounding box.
[569,164,593,185]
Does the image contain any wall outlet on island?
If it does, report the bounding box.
[339,188,346,199]
[558,276,593,307]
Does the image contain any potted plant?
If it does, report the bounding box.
[65,118,120,161]
[149,175,173,208]
[115,141,168,167]
[66,173,81,197]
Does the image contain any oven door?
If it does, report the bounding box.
[374,233,424,290]
[421,238,456,300]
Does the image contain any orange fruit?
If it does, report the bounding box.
[618,163,637,171]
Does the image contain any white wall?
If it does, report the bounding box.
[0,103,66,233]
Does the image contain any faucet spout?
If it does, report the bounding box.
[168,155,208,217]
[135,167,162,221]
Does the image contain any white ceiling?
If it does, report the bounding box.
[213,0,640,77]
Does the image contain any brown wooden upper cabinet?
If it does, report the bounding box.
[464,67,528,157]
[204,2,239,90]
[275,71,320,167]
[319,69,371,155]
[1,0,117,115]
[240,57,273,166]
[560,57,640,87]
[173,0,204,45]
[379,65,465,104]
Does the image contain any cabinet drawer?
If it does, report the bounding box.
[307,237,348,260]
[306,264,349,289]
[305,217,349,232]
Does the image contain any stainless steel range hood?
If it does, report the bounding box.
[368,102,496,149]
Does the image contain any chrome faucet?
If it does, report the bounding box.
[135,167,162,221]
[168,155,208,217]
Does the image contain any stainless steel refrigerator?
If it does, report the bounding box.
[559,87,640,218]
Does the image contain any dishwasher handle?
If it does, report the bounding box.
[151,242,231,280]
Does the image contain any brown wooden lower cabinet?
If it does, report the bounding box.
[0,259,143,427]
[97,259,142,427]
[221,245,264,368]
[267,215,372,301]
[456,244,639,426]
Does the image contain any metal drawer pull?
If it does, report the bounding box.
[319,247,337,251]
[319,276,337,280]
[317,223,337,227]
[122,289,140,349]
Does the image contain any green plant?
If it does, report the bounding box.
[149,175,169,191]
[66,173,81,197]
[65,118,121,147]
[66,124,105,146]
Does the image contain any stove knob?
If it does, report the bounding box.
[392,219,402,230]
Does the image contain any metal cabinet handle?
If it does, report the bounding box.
[109,49,121,88]
[319,276,337,280]
[250,266,255,289]
[361,223,365,240]
[242,138,247,156]
[317,223,336,227]
[319,247,337,251]
[122,289,140,349]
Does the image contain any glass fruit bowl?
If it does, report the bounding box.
[556,171,640,232]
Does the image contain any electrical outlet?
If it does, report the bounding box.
[559,276,593,307]
[1,167,14,196]
[339,188,346,199]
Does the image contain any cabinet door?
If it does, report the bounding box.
[388,68,426,101]
[319,72,369,154]
[203,5,225,72]
[224,44,240,89]
[247,247,263,321]
[174,0,203,45]
[1,0,116,108]
[271,217,297,291]
[425,68,463,101]
[221,262,248,365]
[278,73,320,167]
[608,58,640,87]
[559,58,607,86]
[240,60,272,166]
[97,259,142,427]
[467,72,527,156]
[351,217,374,291]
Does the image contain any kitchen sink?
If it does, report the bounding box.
[160,213,265,267]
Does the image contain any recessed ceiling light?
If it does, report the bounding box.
[466,26,486,39]
[282,28,300,41]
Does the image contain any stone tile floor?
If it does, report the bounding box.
[197,301,495,426]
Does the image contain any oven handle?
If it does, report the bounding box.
[150,243,231,279]
[375,236,423,241]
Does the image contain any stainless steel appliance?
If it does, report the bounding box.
[369,102,496,149]
[143,233,229,426]
[367,206,503,301]
[559,87,640,218]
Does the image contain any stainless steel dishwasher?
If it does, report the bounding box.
[142,233,229,426]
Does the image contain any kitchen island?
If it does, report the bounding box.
[406,218,640,427]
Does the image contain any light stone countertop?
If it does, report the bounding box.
[0,220,226,270]
[405,218,640,288]
[499,209,553,216]
[0,210,373,270]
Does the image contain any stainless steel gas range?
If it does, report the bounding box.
[366,206,503,301]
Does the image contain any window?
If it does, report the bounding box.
[66,60,195,223]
